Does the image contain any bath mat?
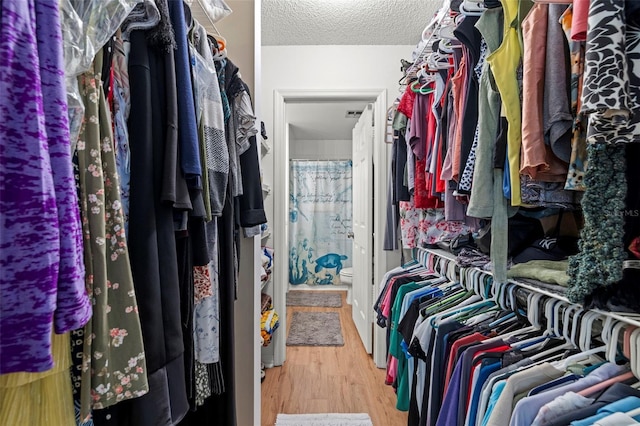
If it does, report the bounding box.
[286,312,344,346]
[286,291,342,308]
[275,413,373,426]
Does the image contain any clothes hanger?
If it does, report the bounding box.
[414,275,448,287]
[486,311,518,330]
[576,321,634,397]
[426,51,453,71]
[559,303,578,345]
[410,68,436,94]
[435,14,460,40]
[481,273,495,300]
[436,278,461,293]
[496,292,544,342]
[624,326,638,360]
[544,310,608,370]
[631,327,640,379]
[426,296,487,324]
[208,35,227,61]
[421,287,475,312]
[439,38,463,53]
[410,80,435,95]
[495,279,511,312]
[551,344,607,370]
[579,310,602,352]
[599,316,616,352]
[526,300,578,361]
[569,307,586,351]
[519,299,567,352]
[194,0,229,60]
[460,267,473,292]
[455,302,500,323]
[507,285,525,317]
[459,0,485,17]
[212,36,227,60]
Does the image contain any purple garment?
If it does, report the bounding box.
[408,94,429,160]
[436,354,464,426]
[0,0,92,374]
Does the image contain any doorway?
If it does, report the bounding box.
[270,89,391,369]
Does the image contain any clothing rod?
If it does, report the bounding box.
[417,247,640,331]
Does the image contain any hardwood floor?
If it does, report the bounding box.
[261,291,408,426]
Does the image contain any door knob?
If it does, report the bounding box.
[347,231,354,239]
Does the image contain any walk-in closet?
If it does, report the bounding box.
[3,0,640,425]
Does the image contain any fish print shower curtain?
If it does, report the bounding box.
[289,160,352,285]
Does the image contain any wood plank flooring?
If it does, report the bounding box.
[261,291,408,426]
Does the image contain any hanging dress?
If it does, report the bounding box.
[73,50,149,420]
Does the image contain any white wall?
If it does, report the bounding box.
[261,45,412,368]
[290,139,352,160]
[216,2,261,425]
[261,44,414,242]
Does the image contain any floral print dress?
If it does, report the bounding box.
[73,51,148,421]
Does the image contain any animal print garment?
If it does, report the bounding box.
[581,0,640,145]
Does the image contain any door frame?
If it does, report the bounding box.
[272,89,390,368]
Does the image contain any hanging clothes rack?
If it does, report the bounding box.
[400,0,452,85]
[417,247,640,336]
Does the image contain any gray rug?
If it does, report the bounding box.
[286,312,344,346]
[286,291,342,308]
[275,413,373,426]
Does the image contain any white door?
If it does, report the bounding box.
[351,104,374,353]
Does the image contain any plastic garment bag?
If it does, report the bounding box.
[60,0,141,149]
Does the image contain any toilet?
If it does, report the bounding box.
[339,267,353,304]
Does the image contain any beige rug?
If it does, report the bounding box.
[275,413,373,426]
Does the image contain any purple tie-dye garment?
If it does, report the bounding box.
[0,0,92,374]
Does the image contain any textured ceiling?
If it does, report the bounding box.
[287,101,370,140]
[262,0,441,46]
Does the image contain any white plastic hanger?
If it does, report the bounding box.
[528,292,544,329]
[607,320,627,363]
[516,298,564,349]
[580,310,602,351]
[631,327,640,379]
[436,15,460,40]
[599,316,616,351]
[544,310,607,370]
[551,345,607,371]
[459,0,485,16]
[526,299,582,361]
[562,304,581,344]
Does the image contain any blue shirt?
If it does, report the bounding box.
[468,359,502,425]
[571,396,640,426]
[481,380,507,426]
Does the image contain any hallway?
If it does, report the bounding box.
[261,291,408,426]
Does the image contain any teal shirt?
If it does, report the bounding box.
[389,282,423,411]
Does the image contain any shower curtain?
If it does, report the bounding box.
[289,160,352,285]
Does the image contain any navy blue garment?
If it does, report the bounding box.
[467,358,502,425]
[528,374,580,396]
[425,321,468,426]
[168,0,202,189]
